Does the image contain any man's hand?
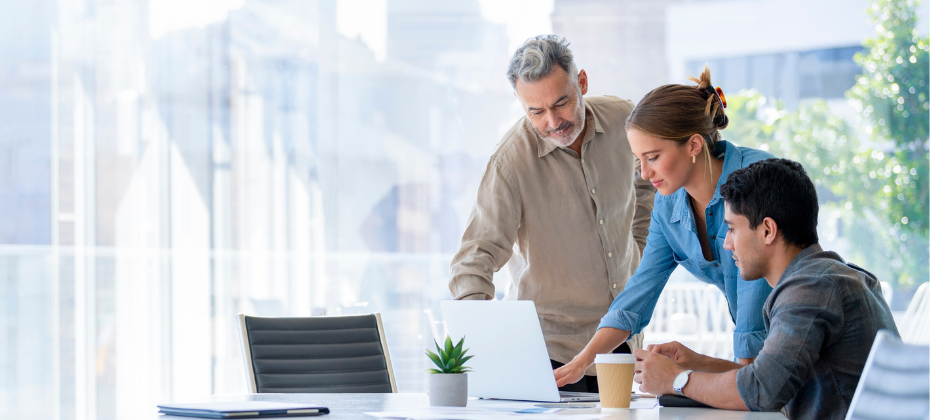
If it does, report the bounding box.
[633,348,683,396]
[554,356,590,387]
[646,341,704,371]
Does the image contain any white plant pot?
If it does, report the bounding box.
[428,373,468,407]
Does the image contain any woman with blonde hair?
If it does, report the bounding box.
[554,67,776,386]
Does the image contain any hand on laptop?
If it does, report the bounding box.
[646,341,704,371]
[553,357,588,387]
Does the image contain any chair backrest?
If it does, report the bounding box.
[237,313,398,393]
[644,283,735,360]
[901,282,929,345]
[845,329,930,420]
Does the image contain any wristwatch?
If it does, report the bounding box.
[672,370,693,397]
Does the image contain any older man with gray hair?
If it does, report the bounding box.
[449,35,655,392]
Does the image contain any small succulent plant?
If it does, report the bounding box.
[425,336,473,374]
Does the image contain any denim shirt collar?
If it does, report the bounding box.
[669,140,743,228]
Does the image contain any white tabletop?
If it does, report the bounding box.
[156,393,786,420]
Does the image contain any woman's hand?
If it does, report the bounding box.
[554,327,632,387]
[553,356,591,387]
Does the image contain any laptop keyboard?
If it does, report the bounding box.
[559,391,597,396]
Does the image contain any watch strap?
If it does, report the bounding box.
[673,370,693,397]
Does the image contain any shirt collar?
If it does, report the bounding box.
[779,243,825,283]
[534,100,602,158]
[670,140,741,225]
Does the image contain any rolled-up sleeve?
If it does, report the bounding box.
[630,157,656,249]
[598,208,677,334]
[733,278,774,358]
[449,158,522,300]
[736,279,841,411]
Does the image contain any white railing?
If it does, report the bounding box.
[643,283,736,360]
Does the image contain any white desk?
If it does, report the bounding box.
[156,393,786,419]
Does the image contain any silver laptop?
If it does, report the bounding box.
[440,300,598,402]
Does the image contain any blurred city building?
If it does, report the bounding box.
[0,1,926,419]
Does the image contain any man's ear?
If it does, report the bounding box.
[760,217,779,246]
[578,69,588,95]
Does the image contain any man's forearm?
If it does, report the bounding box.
[694,354,746,373]
[684,370,748,411]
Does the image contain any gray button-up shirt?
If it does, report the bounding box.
[736,244,899,420]
[449,96,656,372]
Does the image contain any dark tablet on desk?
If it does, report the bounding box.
[657,394,711,408]
[157,401,329,418]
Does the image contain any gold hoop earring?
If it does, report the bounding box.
[692,155,696,164]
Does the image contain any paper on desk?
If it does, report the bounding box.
[365,407,607,420]
[628,399,659,409]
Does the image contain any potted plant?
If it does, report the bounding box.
[425,336,473,407]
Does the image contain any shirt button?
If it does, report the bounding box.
[581,159,585,164]
[591,188,596,194]
[711,235,716,240]
[709,211,714,216]
[608,252,613,257]
[612,283,617,289]
[600,219,604,224]
[714,263,719,267]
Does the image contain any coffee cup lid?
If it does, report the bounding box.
[594,353,636,364]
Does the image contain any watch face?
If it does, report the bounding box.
[673,371,689,389]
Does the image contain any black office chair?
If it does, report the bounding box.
[237,313,398,393]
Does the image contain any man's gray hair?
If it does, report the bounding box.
[506,35,578,89]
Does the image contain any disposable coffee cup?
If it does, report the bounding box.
[595,353,636,409]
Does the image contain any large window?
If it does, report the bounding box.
[1,1,926,419]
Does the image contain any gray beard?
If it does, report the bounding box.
[538,99,586,149]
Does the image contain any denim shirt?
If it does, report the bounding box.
[598,140,775,358]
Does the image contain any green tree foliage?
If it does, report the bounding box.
[724,0,928,294]
[848,0,929,236]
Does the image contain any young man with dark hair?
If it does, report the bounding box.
[632,158,898,420]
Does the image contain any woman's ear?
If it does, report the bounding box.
[688,133,704,158]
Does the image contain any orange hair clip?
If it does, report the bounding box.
[715,87,727,109]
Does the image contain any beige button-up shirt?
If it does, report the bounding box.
[449,96,655,375]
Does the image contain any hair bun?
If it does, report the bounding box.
[715,113,729,130]
[686,65,714,91]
